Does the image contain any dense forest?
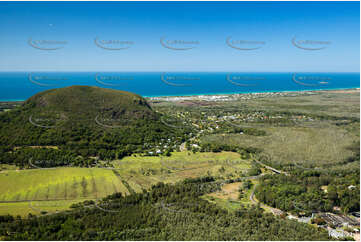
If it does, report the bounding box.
[256,171,359,216]
[0,177,333,241]
[255,141,360,215]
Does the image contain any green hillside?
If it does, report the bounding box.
[23,85,155,124]
[0,86,189,168]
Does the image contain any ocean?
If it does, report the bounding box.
[0,72,359,101]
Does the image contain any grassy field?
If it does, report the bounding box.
[0,151,250,216]
[0,167,129,216]
[0,167,129,201]
[112,151,251,189]
[201,124,357,169]
[202,179,259,212]
[0,199,89,217]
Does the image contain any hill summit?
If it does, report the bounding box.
[24,85,156,125]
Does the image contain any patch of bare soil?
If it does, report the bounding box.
[208,182,242,200]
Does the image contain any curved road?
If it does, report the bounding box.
[248,154,286,215]
[249,183,283,215]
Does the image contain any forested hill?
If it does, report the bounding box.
[23,85,155,121]
[0,86,188,168]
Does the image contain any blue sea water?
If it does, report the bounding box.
[0,72,359,101]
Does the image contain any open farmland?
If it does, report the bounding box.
[0,151,250,216]
[111,151,251,192]
[0,167,129,216]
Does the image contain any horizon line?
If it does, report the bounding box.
[0,71,359,73]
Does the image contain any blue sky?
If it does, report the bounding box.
[0,1,359,72]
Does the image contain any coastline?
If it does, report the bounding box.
[145,87,360,100]
[0,87,359,103]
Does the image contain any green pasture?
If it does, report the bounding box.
[0,151,250,216]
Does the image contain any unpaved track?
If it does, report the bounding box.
[249,183,283,215]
